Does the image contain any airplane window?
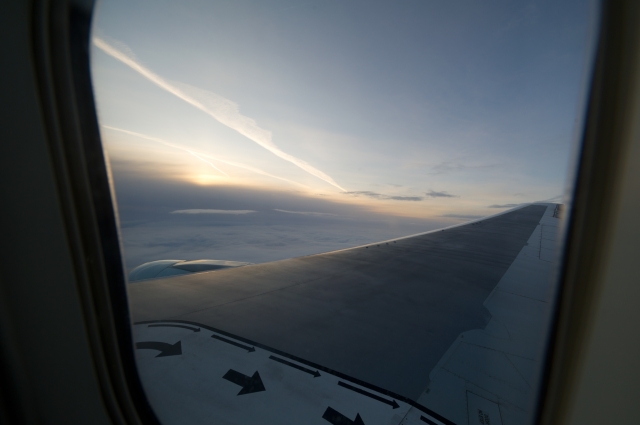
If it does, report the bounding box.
[90,1,598,424]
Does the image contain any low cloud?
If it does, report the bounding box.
[119,217,444,270]
[487,203,522,209]
[389,196,423,201]
[425,190,458,198]
[274,209,338,217]
[343,190,457,201]
[344,191,424,201]
[171,209,256,215]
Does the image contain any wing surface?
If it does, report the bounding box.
[128,204,547,401]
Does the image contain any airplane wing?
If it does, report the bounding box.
[128,203,561,425]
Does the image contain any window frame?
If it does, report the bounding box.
[0,0,636,423]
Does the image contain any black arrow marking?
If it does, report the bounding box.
[148,324,200,332]
[135,341,182,357]
[211,334,255,352]
[420,416,438,425]
[269,355,321,377]
[135,319,457,425]
[222,369,265,395]
[338,381,399,409]
[322,407,365,425]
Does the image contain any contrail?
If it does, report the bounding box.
[196,154,310,189]
[187,150,229,177]
[93,37,346,191]
[101,126,309,189]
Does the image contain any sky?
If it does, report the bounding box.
[90,0,596,269]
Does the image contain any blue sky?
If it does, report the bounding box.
[90,0,596,267]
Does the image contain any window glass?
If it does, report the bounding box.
[90,1,597,424]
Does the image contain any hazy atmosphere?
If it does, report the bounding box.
[91,0,595,270]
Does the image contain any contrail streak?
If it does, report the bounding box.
[101,126,309,189]
[93,37,346,191]
[187,151,229,177]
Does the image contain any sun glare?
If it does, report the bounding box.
[189,173,229,186]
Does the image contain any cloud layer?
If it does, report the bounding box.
[274,209,338,217]
[343,191,424,201]
[343,190,459,201]
[171,209,256,215]
[425,190,458,198]
[119,216,442,270]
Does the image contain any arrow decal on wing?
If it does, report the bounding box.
[322,407,365,425]
[135,341,182,357]
[269,355,321,377]
[222,369,266,395]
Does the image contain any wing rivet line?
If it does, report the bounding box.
[420,416,438,425]
[211,334,255,352]
[148,323,200,332]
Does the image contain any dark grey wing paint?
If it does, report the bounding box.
[128,204,546,400]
